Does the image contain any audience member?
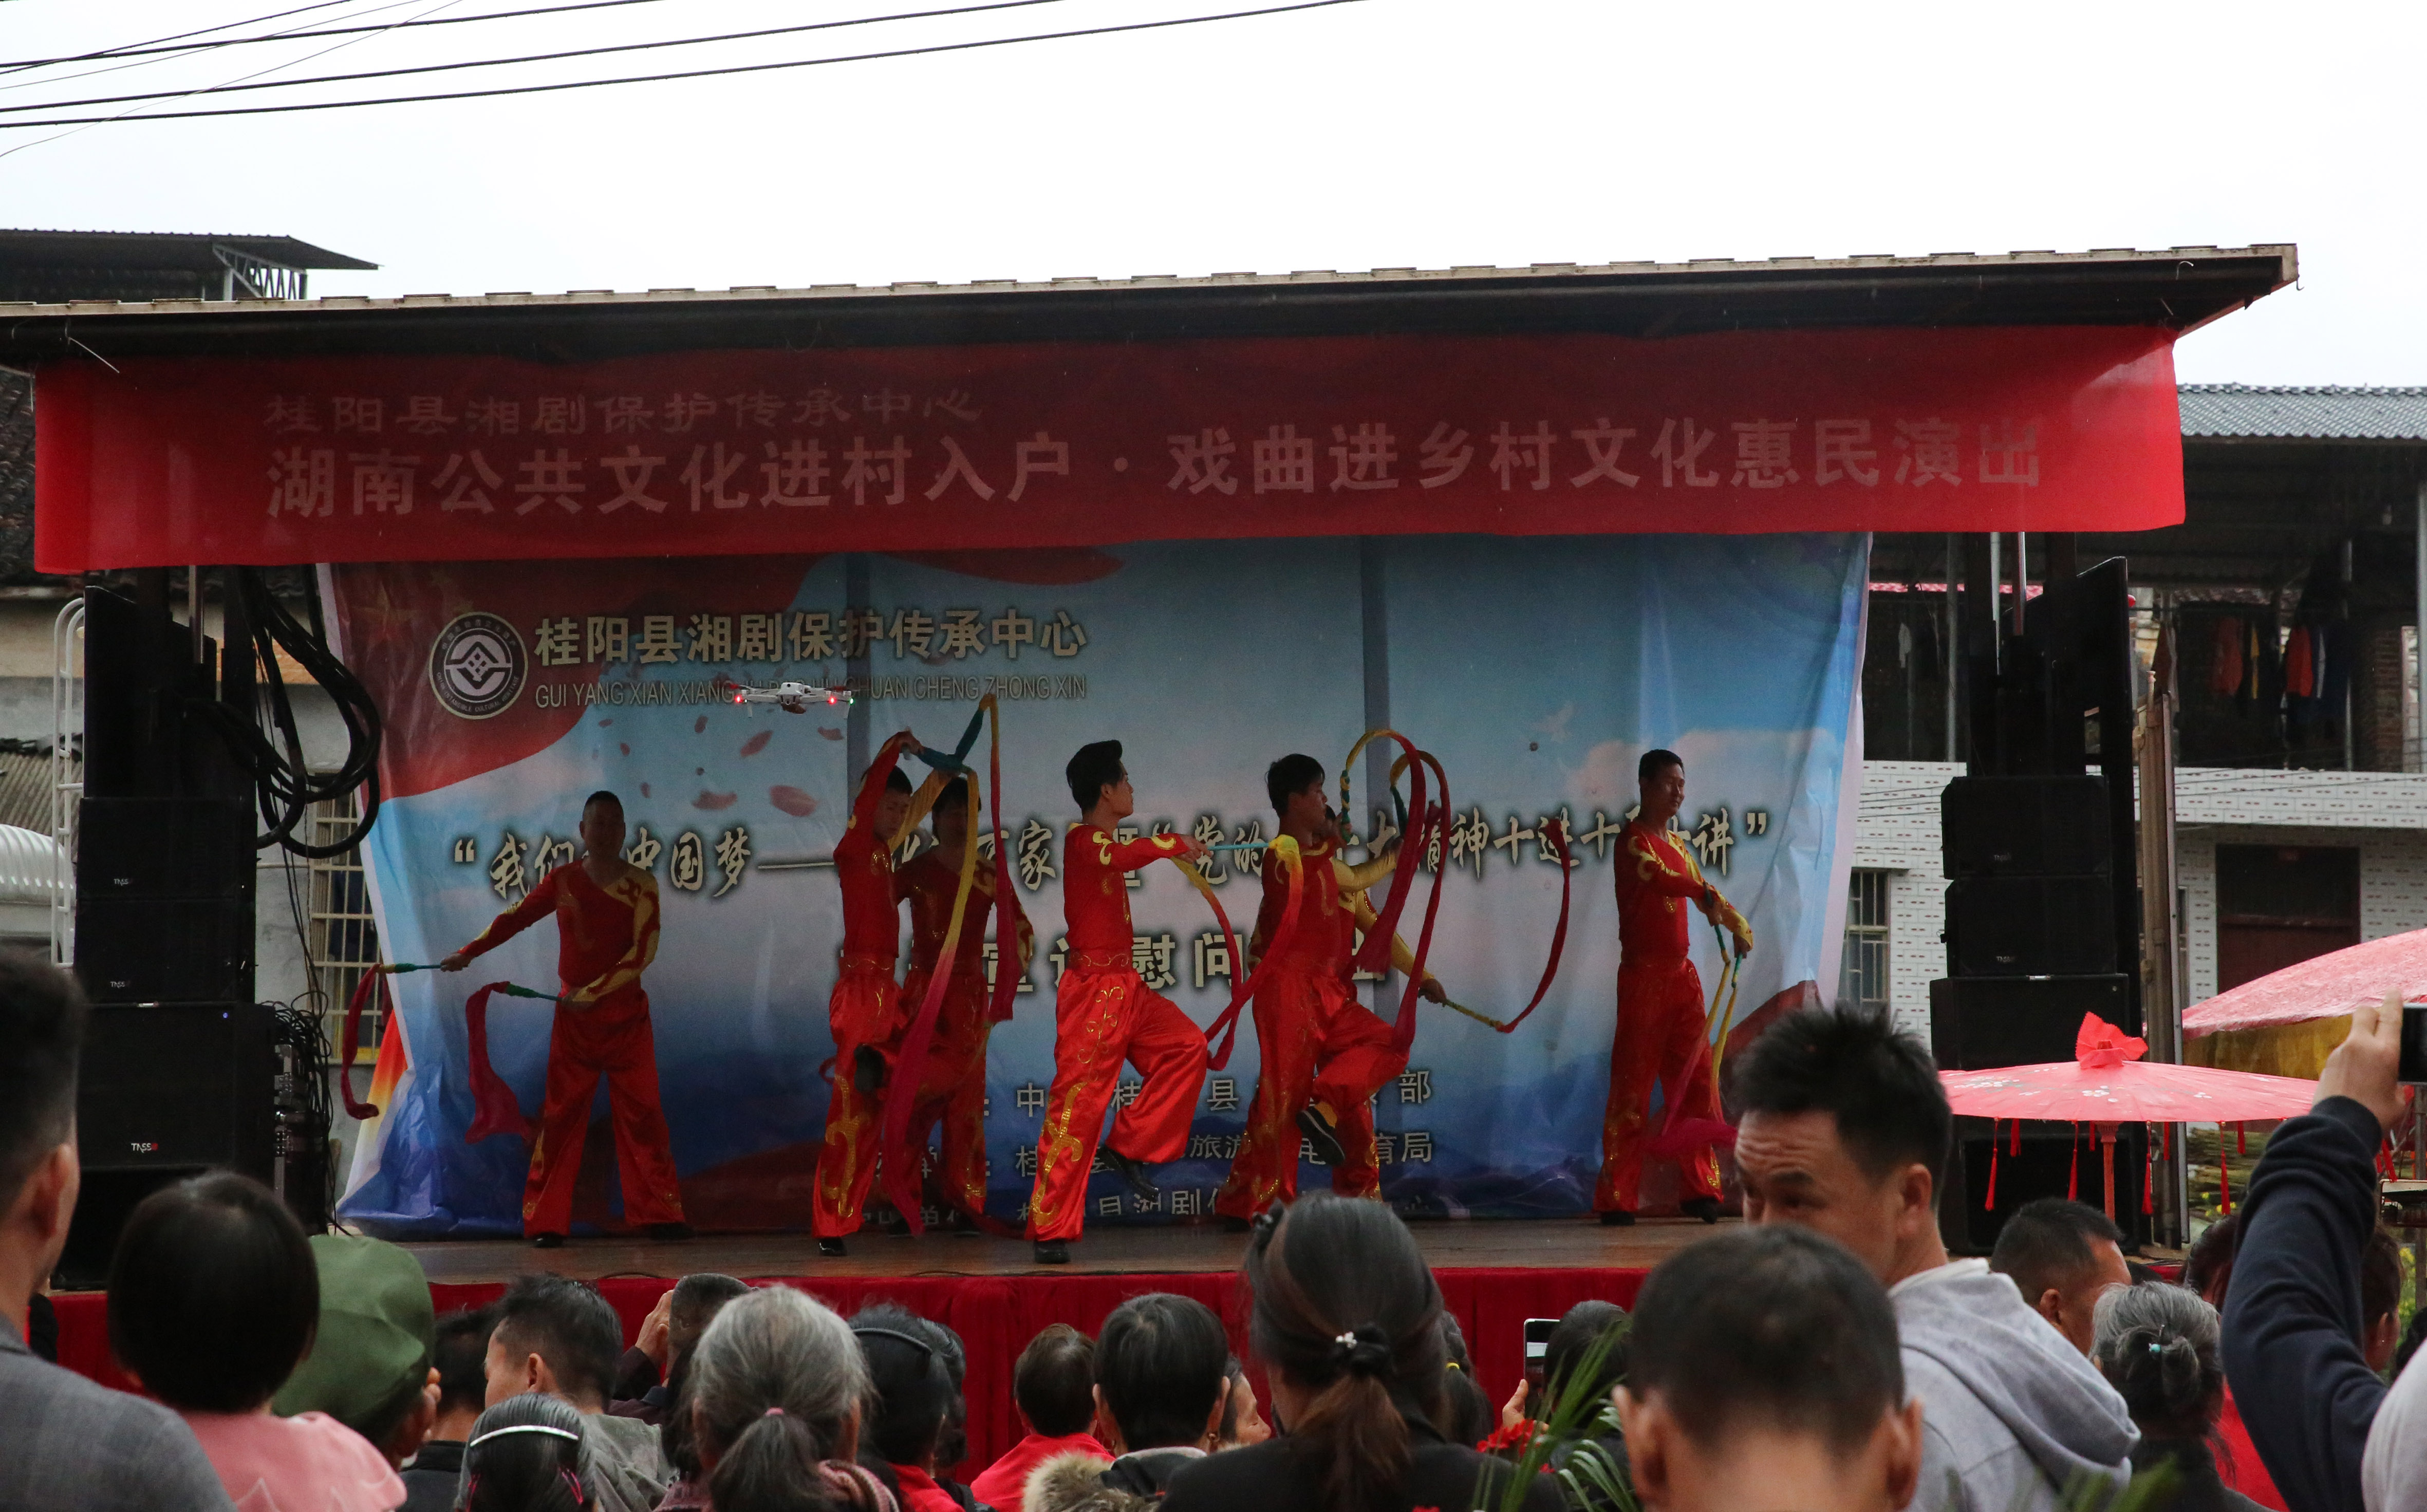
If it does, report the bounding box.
[2181,1214,2283,1510]
[26,1289,57,1362]
[2359,1226,2402,1374]
[970,1323,1108,1510]
[685,1284,894,1511]
[1217,1358,1270,1448]
[1538,1299,1632,1498]
[403,1308,497,1512]
[1618,1225,1919,1512]
[612,1274,749,1426]
[2394,1310,2427,1382]
[2214,995,2423,1512]
[274,1233,441,1468]
[109,1169,404,1511]
[463,1391,596,1512]
[1988,1199,2132,1357]
[0,950,232,1511]
[904,1314,982,1506]
[1030,1292,1230,1511]
[1731,1005,2136,1511]
[485,1274,669,1512]
[852,1303,963,1512]
[1162,1192,1560,1512]
[2092,1282,2262,1512]
[1435,1315,1498,1449]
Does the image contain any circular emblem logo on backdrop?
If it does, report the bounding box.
[428,612,527,720]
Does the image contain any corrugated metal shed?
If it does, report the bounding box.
[2178,383,2427,442]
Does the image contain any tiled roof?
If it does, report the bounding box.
[2179,383,2427,442]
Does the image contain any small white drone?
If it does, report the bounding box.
[727,679,854,714]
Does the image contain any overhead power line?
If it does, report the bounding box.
[0,0,694,72]
[0,0,1073,114]
[0,0,1367,129]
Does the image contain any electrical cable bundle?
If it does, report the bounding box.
[190,567,383,858]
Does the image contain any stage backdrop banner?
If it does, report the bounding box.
[36,325,2177,571]
[331,533,1863,1236]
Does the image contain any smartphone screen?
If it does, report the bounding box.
[1522,1317,1557,1390]
[2400,1002,2427,1084]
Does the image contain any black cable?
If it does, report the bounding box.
[0,0,1075,113]
[0,0,698,72]
[0,0,1365,127]
[188,569,383,859]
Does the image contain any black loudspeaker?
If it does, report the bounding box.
[1939,1119,2151,1253]
[59,1001,277,1288]
[1945,876,2116,977]
[1942,775,2112,878]
[1930,975,2136,1068]
[74,1002,275,1175]
[73,897,254,1003]
[76,797,251,899]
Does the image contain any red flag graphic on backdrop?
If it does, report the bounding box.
[34,325,2181,571]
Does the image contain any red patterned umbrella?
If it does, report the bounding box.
[1939,1014,2316,1218]
[2185,928,2427,1037]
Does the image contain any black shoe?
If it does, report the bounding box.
[1597,1209,1636,1227]
[646,1222,695,1242]
[1102,1147,1159,1202]
[1220,1216,1253,1235]
[1296,1103,1348,1168]
[531,1231,566,1249]
[940,1208,980,1236]
[1034,1240,1071,1265]
[817,1237,848,1258]
[852,1046,887,1095]
[1679,1198,1723,1225]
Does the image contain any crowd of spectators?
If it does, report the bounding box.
[4,943,2427,1512]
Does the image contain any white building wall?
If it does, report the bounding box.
[1854,760,1961,1038]
[2178,823,2427,1003]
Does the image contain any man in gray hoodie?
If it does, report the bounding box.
[1731,1006,2138,1512]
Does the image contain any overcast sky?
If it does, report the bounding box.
[0,0,2414,385]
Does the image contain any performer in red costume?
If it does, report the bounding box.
[441,790,689,1248]
[897,775,1035,1226]
[814,733,919,1257]
[1595,748,1753,1225]
[1027,740,1210,1264]
[1213,754,1445,1225]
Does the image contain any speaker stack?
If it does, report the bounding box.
[1931,552,2149,1252]
[56,583,271,1289]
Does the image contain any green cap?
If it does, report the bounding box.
[272,1233,435,1438]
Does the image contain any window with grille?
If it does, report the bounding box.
[1839,869,1891,1012]
[307,789,382,1060]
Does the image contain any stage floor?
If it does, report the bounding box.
[397,1213,1729,1284]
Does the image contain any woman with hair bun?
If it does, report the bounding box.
[464,1393,596,1512]
[687,1286,898,1512]
[1162,1192,1561,1512]
[2090,1283,2264,1512]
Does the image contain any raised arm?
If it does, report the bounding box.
[453,868,562,963]
[847,733,913,839]
[1099,827,1196,873]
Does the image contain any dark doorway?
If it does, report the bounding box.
[2215,844,2360,992]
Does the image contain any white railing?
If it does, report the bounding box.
[49,599,81,967]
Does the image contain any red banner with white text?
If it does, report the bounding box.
[32,325,2181,570]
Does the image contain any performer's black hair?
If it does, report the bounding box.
[884,767,914,794]
[934,776,970,819]
[583,789,622,814]
[1637,749,1683,782]
[1730,1005,1950,1185]
[1629,1224,1902,1455]
[1265,754,1325,816]
[1066,740,1124,812]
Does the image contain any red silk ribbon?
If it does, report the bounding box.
[1181,837,1304,1071]
[463,982,535,1144]
[338,968,388,1121]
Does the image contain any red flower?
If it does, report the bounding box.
[1476,1418,1536,1455]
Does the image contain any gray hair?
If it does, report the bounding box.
[688,1285,867,1459]
[2091,1282,2224,1439]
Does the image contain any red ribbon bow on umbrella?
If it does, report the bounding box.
[2075,1014,2148,1070]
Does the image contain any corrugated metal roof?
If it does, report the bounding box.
[2179,383,2427,442]
[0,230,376,272]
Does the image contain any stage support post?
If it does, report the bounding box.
[1358,536,1395,1009]
[2139,613,2188,1247]
[2416,485,2426,773]
[1945,535,1960,762]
